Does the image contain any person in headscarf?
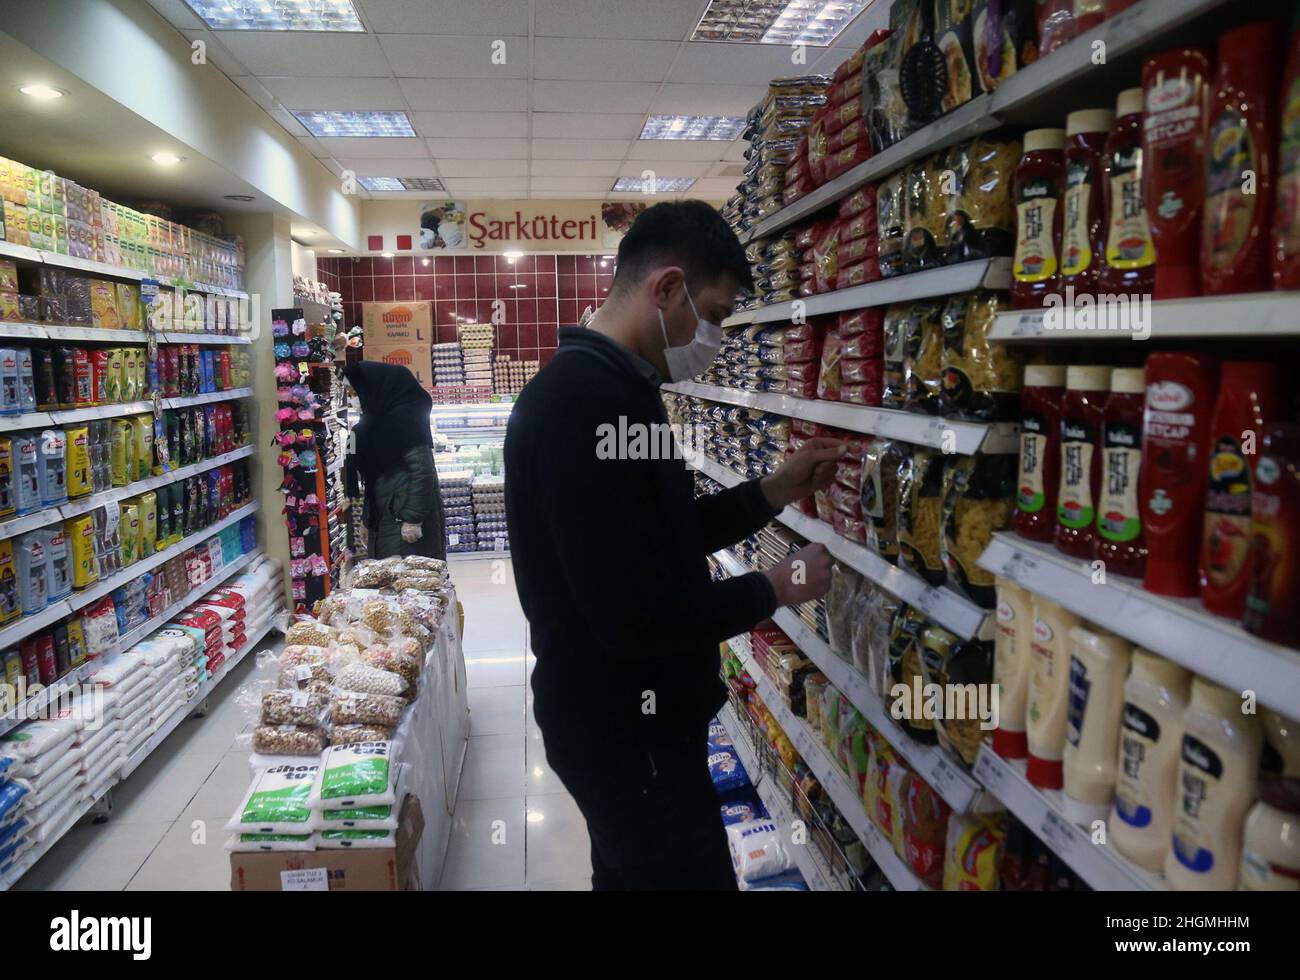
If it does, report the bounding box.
[342,361,445,560]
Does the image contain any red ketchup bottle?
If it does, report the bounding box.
[1142,46,1211,300]
[1059,108,1115,301]
[1201,21,1284,296]
[1104,0,1140,15]
[1014,365,1067,542]
[1073,0,1106,36]
[1096,367,1147,578]
[1244,423,1300,648]
[1141,352,1219,597]
[1272,12,1300,289]
[1100,88,1156,296]
[1199,361,1287,618]
[1055,365,1110,560]
[1037,0,1076,56]
[1012,129,1066,310]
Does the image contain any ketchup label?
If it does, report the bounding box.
[1244,452,1297,637]
[1204,109,1258,271]
[1061,161,1097,277]
[1058,417,1097,529]
[1274,77,1300,270]
[1018,411,1049,513]
[1099,419,1142,542]
[1014,179,1059,283]
[1201,436,1252,591]
[1105,146,1155,269]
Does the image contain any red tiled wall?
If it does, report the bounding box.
[317,253,615,366]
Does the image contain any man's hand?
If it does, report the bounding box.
[761,438,847,510]
[400,522,423,543]
[359,525,369,548]
[763,543,833,607]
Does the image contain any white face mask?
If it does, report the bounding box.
[658,284,722,382]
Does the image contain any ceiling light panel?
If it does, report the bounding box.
[639,115,745,141]
[691,0,869,46]
[357,176,446,192]
[293,111,415,137]
[184,0,364,31]
[611,177,697,193]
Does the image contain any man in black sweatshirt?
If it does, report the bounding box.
[504,201,844,890]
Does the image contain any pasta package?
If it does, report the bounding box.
[943,135,1021,264]
[881,303,912,408]
[903,300,944,415]
[903,154,948,272]
[936,636,995,768]
[877,171,907,278]
[898,447,947,586]
[940,290,1023,422]
[815,328,843,401]
[941,454,1016,608]
[861,439,903,563]
[887,603,934,742]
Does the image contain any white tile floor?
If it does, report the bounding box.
[12,556,593,891]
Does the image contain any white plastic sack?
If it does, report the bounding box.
[223,832,316,853]
[726,819,794,883]
[308,742,396,811]
[11,740,83,782]
[1,720,79,761]
[318,766,406,831]
[225,764,321,835]
[316,828,395,849]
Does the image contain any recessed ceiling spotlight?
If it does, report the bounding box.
[151,152,182,166]
[19,84,65,100]
[328,249,344,254]
[184,0,364,31]
[223,193,255,202]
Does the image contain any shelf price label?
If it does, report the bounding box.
[1039,810,1079,861]
[972,749,1006,792]
[1004,549,1039,581]
[1011,312,1045,337]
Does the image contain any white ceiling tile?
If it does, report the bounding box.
[668,43,803,85]
[618,160,712,178]
[426,138,529,159]
[436,159,529,178]
[297,136,330,159]
[441,178,529,195]
[629,139,735,161]
[529,177,615,193]
[530,159,622,177]
[310,137,430,159]
[651,83,767,116]
[338,159,439,177]
[229,75,276,112]
[411,112,529,138]
[532,80,658,114]
[364,190,452,200]
[724,139,750,162]
[398,78,528,111]
[530,112,645,140]
[534,0,703,40]
[269,108,312,138]
[181,29,253,78]
[530,139,633,160]
[532,38,678,83]
[213,32,391,76]
[689,178,742,201]
[145,0,207,30]
[355,0,529,35]
[259,76,407,111]
[707,159,748,179]
[378,34,530,78]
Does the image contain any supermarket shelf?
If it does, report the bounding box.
[978,532,1300,716]
[971,747,1165,892]
[745,95,998,242]
[49,400,152,425]
[0,323,48,340]
[439,426,508,442]
[744,259,1012,326]
[988,290,1300,342]
[689,453,993,640]
[298,299,336,324]
[716,701,842,892]
[0,323,149,343]
[0,663,94,739]
[430,401,515,414]
[159,332,252,345]
[0,411,53,432]
[667,381,1018,455]
[159,387,253,409]
[0,239,247,298]
[448,550,510,562]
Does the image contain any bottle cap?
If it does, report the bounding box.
[993,727,1029,760]
[1116,87,1145,118]
[1026,752,1064,790]
[1066,109,1116,136]
[1025,364,1068,387]
[1024,128,1066,152]
[1066,365,1112,391]
[1110,367,1146,394]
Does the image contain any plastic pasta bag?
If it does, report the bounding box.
[881,303,911,408]
[260,690,330,728]
[825,562,863,659]
[862,439,903,563]
[224,763,320,835]
[285,620,336,647]
[898,447,947,587]
[903,300,945,415]
[940,454,1015,607]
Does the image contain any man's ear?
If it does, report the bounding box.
[645,266,686,309]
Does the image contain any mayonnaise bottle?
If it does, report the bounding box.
[1062,624,1133,825]
[992,577,1034,759]
[1262,709,1300,778]
[1239,777,1300,890]
[1109,649,1191,871]
[1026,596,1081,789]
[1166,678,1263,890]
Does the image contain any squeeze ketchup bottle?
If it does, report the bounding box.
[1015,365,1067,542]
[1055,366,1110,560]
[1272,11,1300,289]
[1100,88,1155,295]
[1142,46,1211,300]
[1201,21,1283,296]
[1141,352,1218,598]
[1096,368,1147,578]
[1012,129,1066,310]
[1244,423,1300,647]
[1199,361,1287,618]
[1060,108,1114,300]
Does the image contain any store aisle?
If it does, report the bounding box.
[441,557,593,891]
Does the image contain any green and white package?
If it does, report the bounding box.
[224,832,317,853]
[317,829,396,850]
[319,764,406,831]
[224,764,320,835]
[309,741,396,810]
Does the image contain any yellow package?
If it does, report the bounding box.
[118,502,139,566]
[65,615,87,667]
[133,347,148,398]
[131,415,152,481]
[90,280,122,329]
[105,348,124,403]
[110,419,133,487]
[137,491,157,558]
[0,539,18,623]
[64,514,97,588]
[64,425,92,498]
[116,283,142,330]
[0,435,13,518]
[942,813,1008,892]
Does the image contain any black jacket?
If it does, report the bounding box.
[504,327,778,757]
[358,446,446,561]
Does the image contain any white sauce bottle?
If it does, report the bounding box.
[1261,709,1300,778]
[1062,624,1133,825]
[992,576,1033,759]
[1109,648,1191,871]
[1239,777,1300,890]
[1026,596,1081,789]
[1166,678,1263,890]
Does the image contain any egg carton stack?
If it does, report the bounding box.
[471,474,507,552]
[431,342,465,387]
[458,322,494,391]
[492,354,538,395]
[439,469,475,554]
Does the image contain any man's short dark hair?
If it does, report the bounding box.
[611,200,754,296]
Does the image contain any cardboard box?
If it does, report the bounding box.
[229,795,425,891]
[365,343,432,386]
[362,301,432,345]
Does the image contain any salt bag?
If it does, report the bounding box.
[308,741,396,810]
[224,763,320,836]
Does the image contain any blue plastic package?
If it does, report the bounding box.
[0,779,26,823]
[0,815,25,849]
[707,718,733,751]
[720,800,760,826]
[745,868,808,891]
[707,747,748,795]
